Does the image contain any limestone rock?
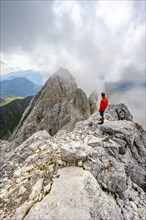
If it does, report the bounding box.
[87,136,104,147]
[29,178,44,201]
[10,68,90,144]
[24,167,122,220]
[125,163,146,191]
[59,141,93,162]
[38,88,90,136]
[97,160,127,194]
[107,103,133,121]
[11,200,34,220]
[100,120,146,190]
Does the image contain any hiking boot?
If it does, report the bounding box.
[99,117,104,124]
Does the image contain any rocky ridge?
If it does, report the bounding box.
[0,104,146,220]
[10,68,90,144]
[0,68,146,220]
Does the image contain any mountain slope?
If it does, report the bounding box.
[0,96,33,139]
[0,77,42,98]
[0,96,24,106]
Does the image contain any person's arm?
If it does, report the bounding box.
[99,100,102,111]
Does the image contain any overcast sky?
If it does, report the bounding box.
[1,0,146,127]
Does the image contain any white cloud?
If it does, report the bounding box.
[1,0,145,127]
[95,1,133,31]
[1,1,145,100]
[53,1,83,27]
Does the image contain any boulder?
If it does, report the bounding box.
[59,141,93,162]
[106,103,133,121]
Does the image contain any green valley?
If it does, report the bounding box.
[0,96,24,106]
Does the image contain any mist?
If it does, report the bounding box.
[1,1,145,128]
[108,87,146,129]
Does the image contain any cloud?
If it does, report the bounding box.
[1,0,145,126]
[110,86,146,129]
[1,1,55,52]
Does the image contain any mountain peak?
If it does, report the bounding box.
[11,68,90,143]
[55,67,71,75]
[49,67,77,91]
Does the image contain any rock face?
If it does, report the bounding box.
[11,68,90,143]
[1,69,146,220]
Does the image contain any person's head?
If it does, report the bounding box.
[101,92,105,97]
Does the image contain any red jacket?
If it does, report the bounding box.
[99,97,108,111]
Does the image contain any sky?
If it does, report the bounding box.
[1,0,146,127]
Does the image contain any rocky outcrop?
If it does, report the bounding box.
[106,103,133,121]
[24,167,122,220]
[11,68,90,144]
[1,106,145,220]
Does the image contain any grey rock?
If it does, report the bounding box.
[60,141,93,163]
[129,201,137,211]
[87,136,104,147]
[12,200,34,220]
[29,178,44,201]
[125,163,146,191]
[100,121,146,190]
[24,167,123,220]
[10,68,90,145]
[107,103,133,121]
[97,160,127,194]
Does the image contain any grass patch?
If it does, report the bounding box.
[0,96,24,106]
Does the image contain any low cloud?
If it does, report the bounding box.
[1,0,145,127]
[109,86,146,129]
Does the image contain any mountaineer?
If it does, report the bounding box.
[99,92,108,124]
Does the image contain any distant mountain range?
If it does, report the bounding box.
[105,80,145,94]
[1,70,44,85]
[0,96,33,139]
[0,77,42,98]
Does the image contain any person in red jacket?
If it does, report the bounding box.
[99,92,108,124]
